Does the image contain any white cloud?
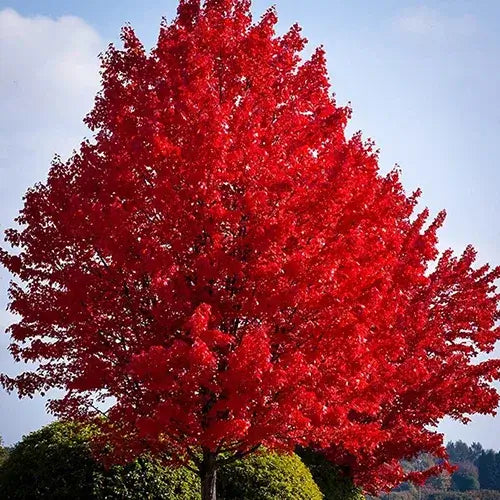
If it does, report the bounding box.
[0,8,104,446]
[0,8,104,224]
[394,6,478,39]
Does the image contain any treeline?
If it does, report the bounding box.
[371,440,500,500]
[446,440,500,492]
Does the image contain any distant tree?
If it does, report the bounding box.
[427,492,500,500]
[425,469,452,492]
[446,441,484,465]
[477,451,499,491]
[379,493,415,500]
[451,461,480,491]
[470,443,485,464]
[447,442,470,463]
[391,481,414,492]
[0,436,8,465]
[400,453,438,478]
[496,452,500,490]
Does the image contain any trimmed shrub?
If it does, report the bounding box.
[93,458,200,500]
[297,448,364,500]
[218,450,323,500]
[0,421,199,499]
[0,421,98,499]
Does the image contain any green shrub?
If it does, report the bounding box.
[297,448,364,500]
[0,421,199,500]
[218,450,323,500]
[93,457,200,500]
[0,421,98,499]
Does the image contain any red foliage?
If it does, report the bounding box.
[1,0,499,493]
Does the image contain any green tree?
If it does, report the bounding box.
[447,442,471,463]
[426,470,452,492]
[451,461,480,491]
[0,436,9,466]
[496,452,500,490]
[477,450,499,491]
[470,443,485,463]
[446,441,484,465]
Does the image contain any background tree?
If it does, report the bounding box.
[496,452,500,490]
[478,451,500,491]
[368,442,500,499]
[425,470,452,494]
[2,0,500,498]
[447,441,484,465]
[451,461,480,492]
[0,436,8,466]
[397,453,446,499]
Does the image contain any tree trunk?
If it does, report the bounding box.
[200,449,217,500]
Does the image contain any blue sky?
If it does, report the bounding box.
[0,0,499,448]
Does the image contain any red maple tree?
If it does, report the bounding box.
[2,1,499,498]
